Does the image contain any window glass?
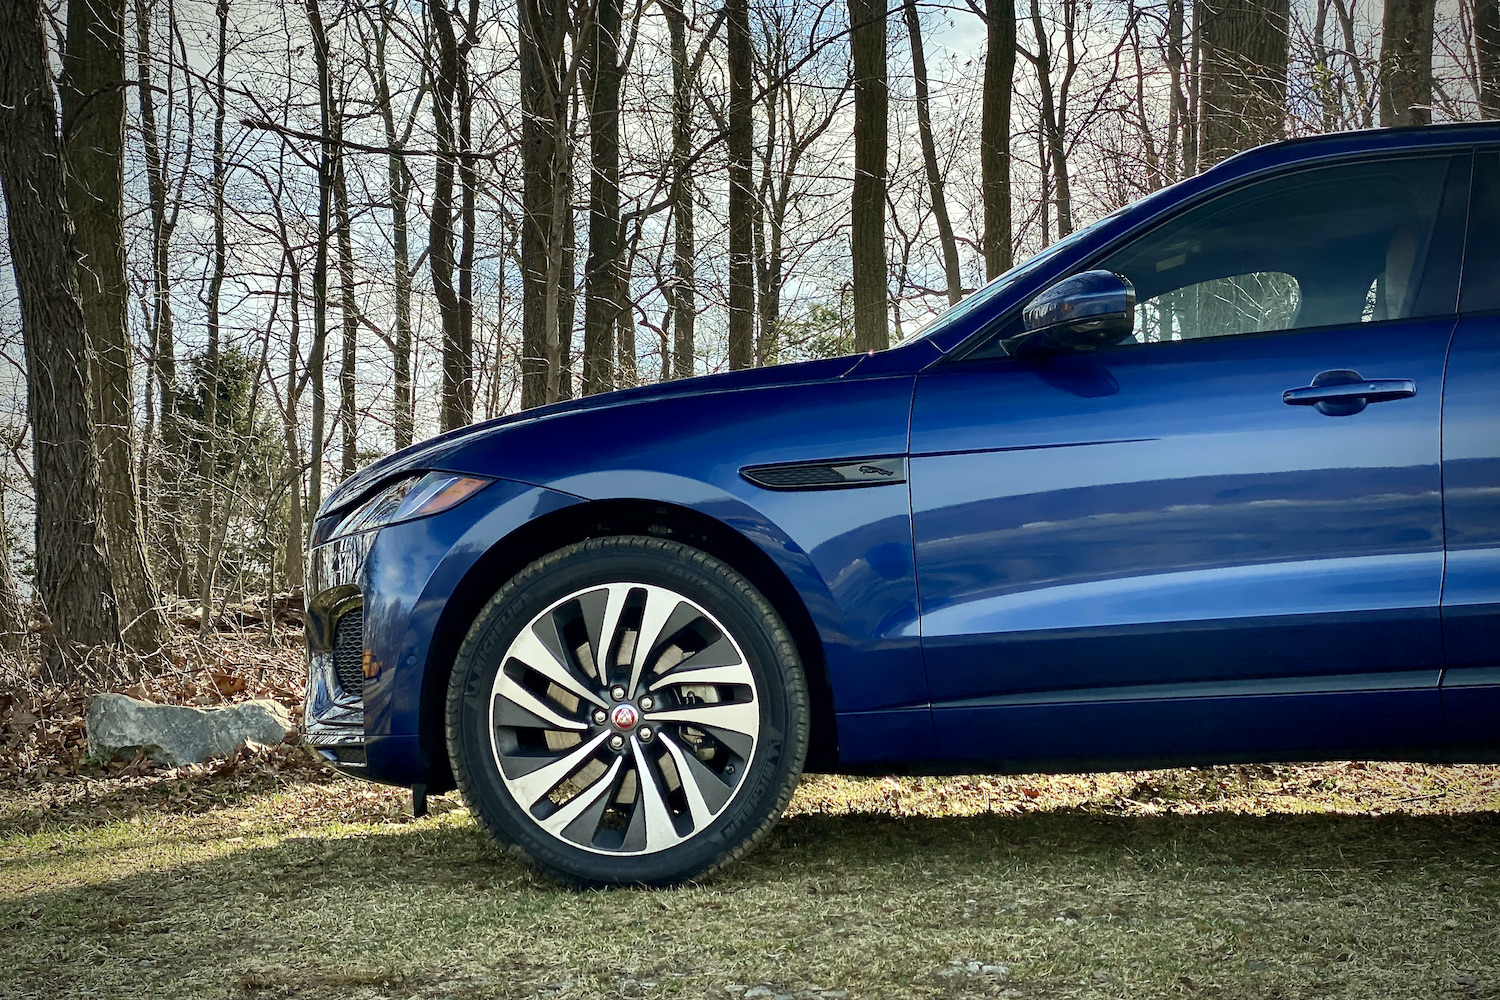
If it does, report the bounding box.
[1098,155,1453,345]
[1460,151,1500,314]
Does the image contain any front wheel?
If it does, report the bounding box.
[446,535,810,887]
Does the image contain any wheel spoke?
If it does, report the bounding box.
[509,625,606,709]
[647,698,759,738]
[507,730,611,809]
[649,661,754,691]
[593,583,631,684]
[493,674,587,732]
[630,737,685,852]
[657,731,732,825]
[538,756,624,838]
[628,586,684,697]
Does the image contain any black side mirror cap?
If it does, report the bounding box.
[1003,269,1137,356]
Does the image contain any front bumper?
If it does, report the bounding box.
[303,533,374,775]
[301,477,585,788]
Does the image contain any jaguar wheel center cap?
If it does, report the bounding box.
[610,704,640,731]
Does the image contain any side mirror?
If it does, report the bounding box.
[1004,270,1137,355]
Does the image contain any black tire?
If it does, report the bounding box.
[446,534,810,887]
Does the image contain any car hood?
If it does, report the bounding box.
[319,351,877,517]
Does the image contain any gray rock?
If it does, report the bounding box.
[743,988,776,999]
[981,966,1010,978]
[87,693,293,766]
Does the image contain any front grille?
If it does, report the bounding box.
[332,607,365,696]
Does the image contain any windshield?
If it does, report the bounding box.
[900,205,1134,347]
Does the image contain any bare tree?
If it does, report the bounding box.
[194,0,229,635]
[305,0,332,516]
[60,0,166,649]
[584,0,624,393]
[0,0,122,658]
[903,0,962,304]
[1198,0,1289,166]
[665,0,696,378]
[1023,0,1076,237]
[432,0,471,429]
[134,0,193,590]
[361,0,423,449]
[1481,0,1500,118]
[728,0,757,367]
[980,0,1016,279]
[848,0,889,352]
[1379,0,1435,125]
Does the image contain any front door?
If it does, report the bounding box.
[910,152,1470,764]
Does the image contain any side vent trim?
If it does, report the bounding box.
[741,456,908,491]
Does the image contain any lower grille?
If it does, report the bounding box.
[332,607,365,696]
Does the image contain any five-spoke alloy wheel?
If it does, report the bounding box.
[447,535,809,887]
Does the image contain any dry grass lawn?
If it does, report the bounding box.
[4,760,1500,1000]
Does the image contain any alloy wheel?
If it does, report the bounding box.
[488,582,761,855]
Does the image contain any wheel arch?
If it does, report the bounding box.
[419,498,840,791]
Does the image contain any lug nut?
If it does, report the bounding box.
[638,726,653,742]
[592,709,608,725]
[610,685,627,701]
[639,695,654,711]
[609,734,626,751]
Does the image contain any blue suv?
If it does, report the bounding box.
[304,123,1500,887]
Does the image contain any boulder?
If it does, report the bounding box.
[86,693,293,766]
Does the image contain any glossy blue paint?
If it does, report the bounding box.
[357,479,583,785]
[309,123,1500,791]
[1439,318,1500,743]
[910,316,1455,759]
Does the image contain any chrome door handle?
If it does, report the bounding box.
[1283,369,1416,416]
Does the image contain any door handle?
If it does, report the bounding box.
[1282,369,1416,416]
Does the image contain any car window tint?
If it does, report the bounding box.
[1134,271,1300,343]
[1461,150,1500,315]
[1098,155,1453,344]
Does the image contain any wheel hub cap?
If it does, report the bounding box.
[609,703,639,731]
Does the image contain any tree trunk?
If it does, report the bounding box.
[0,0,122,657]
[1480,0,1500,119]
[583,0,623,394]
[727,0,756,368]
[1197,0,1289,167]
[1378,0,1434,126]
[431,0,467,429]
[904,0,962,304]
[370,0,415,449]
[60,0,166,650]
[665,0,695,379]
[196,0,228,636]
[848,0,888,352]
[1165,0,1187,182]
[333,112,359,474]
[134,0,190,593]
[1029,0,1072,237]
[981,0,1015,280]
[520,0,561,408]
[305,0,332,517]
[456,0,478,420]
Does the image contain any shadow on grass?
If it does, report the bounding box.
[14,800,1500,898]
[6,805,1499,998]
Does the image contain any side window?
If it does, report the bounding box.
[1098,155,1455,345]
[1461,150,1500,315]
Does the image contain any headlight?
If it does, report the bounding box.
[328,472,492,540]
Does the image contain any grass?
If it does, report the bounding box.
[3,762,1500,1000]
